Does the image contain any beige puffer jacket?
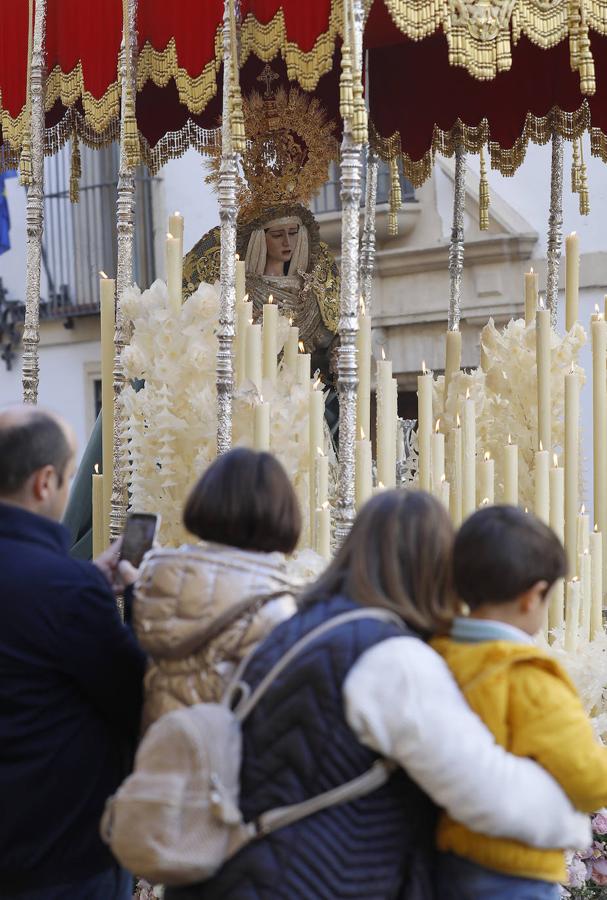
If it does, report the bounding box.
[133,541,296,732]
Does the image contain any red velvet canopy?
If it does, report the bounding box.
[1,0,605,180]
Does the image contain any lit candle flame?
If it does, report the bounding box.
[481,497,489,506]
[596,303,601,314]
[289,315,293,327]
[595,523,599,533]
[422,360,427,375]
[316,446,324,456]
[435,419,441,433]
[94,463,100,475]
[166,232,174,240]
[572,576,580,583]
[584,548,590,555]
[377,481,385,489]
[235,253,240,261]
[173,210,181,217]
[466,387,471,400]
[259,394,264,403]
[539,440,543,451]
[99,270,108,279]
[530,266,534,274]
[553,452,559,467]
[242,293,249,303]
[381,347,386,361]
[484,451,490,461]
[524,507,529,514]
[570,364,575,375]
[539,294,545,310]
[508,433,512,445]
[580,504,586,515]
[453,323,459,333]
[322,500,330,510]
[268,294,274,304]
[456,413,461,427]
[441,474,446,483]
[313,376,322,391]
[298,341,305,353]
[360,427,365,440]
[360,296,366,316]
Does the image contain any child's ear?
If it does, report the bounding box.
[520,580,549,612]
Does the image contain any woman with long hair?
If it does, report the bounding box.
[166,490,587,899]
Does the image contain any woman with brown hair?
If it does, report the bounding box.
[133,448,301,733]
[166,489,588,900]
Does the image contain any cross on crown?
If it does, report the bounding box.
[257,64,279,98]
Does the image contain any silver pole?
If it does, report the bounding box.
[546,130,564,330]
[448,143,466,331]
[22,0,46,404]
[360,144,378,316]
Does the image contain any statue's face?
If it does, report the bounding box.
[264,224,299,266]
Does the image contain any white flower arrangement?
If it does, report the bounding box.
[120,279,330,557]
[433,317,587,509]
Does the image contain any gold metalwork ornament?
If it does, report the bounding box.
[18,0,34,187]
[388,156,401,236]
[571,137,581,192]
[479,145,489,231]
[578,136,590,215]
[69,131,81,203]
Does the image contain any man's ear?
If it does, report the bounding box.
[31,465,56,502]
[519,580,549,612]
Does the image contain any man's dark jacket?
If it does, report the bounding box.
[0,503,146,892]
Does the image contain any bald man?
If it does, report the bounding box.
[0,407,146,900]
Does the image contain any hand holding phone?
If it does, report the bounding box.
[119,513,160,569]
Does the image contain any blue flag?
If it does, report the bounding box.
[0,170,18,256]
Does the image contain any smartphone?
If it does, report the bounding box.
[119,513,160,568]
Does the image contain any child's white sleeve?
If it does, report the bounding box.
[343,636,591,851]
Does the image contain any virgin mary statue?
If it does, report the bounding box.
[182,74,340,383]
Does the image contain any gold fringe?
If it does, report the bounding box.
[45,63,121,135]
[137,32,223,117]
[69,131,81,203]
[479,145,489,230]
[371,102,593,187]
[339,41,354,123]
[373,0,607,93]
[388,156,401,235]
[240,4,343,92]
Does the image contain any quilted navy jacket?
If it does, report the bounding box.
[166,594,437,900]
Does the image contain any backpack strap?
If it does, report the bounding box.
[228,607,404,723]
[195,588,294,652]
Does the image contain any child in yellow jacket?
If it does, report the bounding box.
[432,505,607,899]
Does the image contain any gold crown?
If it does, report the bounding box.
[208,68,338,223]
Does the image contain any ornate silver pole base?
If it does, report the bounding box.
[110,0,138,542]
[22,0,47,405]
[448,143,466,331]
[546,129,564,331]
[360,145,378,316]
[334,129,363,545]
[216,0,238,455]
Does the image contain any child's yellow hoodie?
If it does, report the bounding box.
[432,618,607,882]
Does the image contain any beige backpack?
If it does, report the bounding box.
[100,608,400,886]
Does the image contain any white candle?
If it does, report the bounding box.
[565,232,579,332]
[580,550,592,642]
[564,579,580,652]
[262,296,278,386]
[478,451,494,506]
[315,504,331,560]
[524,269,538,327]
[440,476,451,511]
[309,388,325,466]
[377,354,395,488]
[462,392,476,518]
[576,505,590,559]
[357,303,372,440]
[245,322,262,390]
[444,327,462,406]
[564,368,580,570]
[549,454,565,632]
[503,438,518,506]
[591,528,603,640]
[431,421,445,496]
[534,446,550,525]
[450,420,463,526]
[92,466,104,559]
[235,258,246,304]
[166,232,182,313]
[316,452,329,507]
[284,322,299,371]
[168,210,184,259]
[417,362,433,492]
[355,434,373,510]
[297,342,311,386]
[99,273,115,549]
[592,312,607,591]
[235,298,253,388]
[253,400,270,451]
[536,301,551,454]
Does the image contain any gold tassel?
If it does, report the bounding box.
[571,138,581,193]
[229,85,246,155]
[19,0,34,187]
[123,90,140,168]
[69,132,81,203]
[479,146,489,231]
[578,137,590,215]
[339,41,354,123]
[388,156,401,236]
